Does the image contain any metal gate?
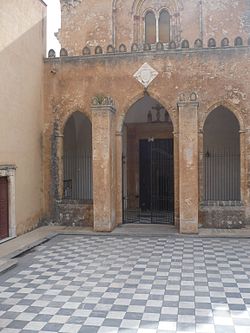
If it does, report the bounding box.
[123,138,174,224]
[0,177,9,239]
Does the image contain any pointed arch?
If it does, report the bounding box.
[145,11,156,43]
[203,105,241,202]
[202,101,244,131]
[63,111,92,201]
[159,9,170,43]
[117,92,175,133]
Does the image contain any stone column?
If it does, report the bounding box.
[91,97,116,232]
[178,93,199,234]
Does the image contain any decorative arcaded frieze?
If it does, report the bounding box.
[46,35,250,59]
[61,0,82,9]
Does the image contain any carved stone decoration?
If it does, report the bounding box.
[181,39,189,48]
[133,63,159,88]
[225,86,246,105]
[82,46,91,55]
[234,36,243,47]
[190,92,198,102]
[92,95,115,107]
[178,92,198,102]
[48,49,56,58]
[194,39,203,48]
[119,44,127,52]
[60,48,68,57]
[221,37,229,47]
[208,38,216,48]
[61,0,82,9]
[178,93,186,102]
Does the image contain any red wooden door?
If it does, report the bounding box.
[0,177,9,239]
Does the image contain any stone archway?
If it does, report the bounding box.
[56,111,94,227]
[200,105,245,228]
[122,95,175,225]
[63,111,92,201]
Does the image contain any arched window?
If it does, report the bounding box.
[145,11,156,44]
[159,10,170,43]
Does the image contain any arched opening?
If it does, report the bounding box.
[159,10,170,43]
[203,106,240,202]
[122,95,174,224]
[63,112,92,201]
[145,11,156,44]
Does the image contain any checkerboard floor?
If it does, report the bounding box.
[1,235,250,333]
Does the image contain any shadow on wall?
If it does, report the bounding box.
[0,16,46,234]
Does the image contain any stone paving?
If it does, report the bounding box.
[0,235,250,333]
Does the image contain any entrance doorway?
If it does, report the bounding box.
[0,177,9,239]
[122,95,174,224]
[139,138,174,223]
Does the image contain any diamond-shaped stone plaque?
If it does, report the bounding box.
[133,63,159,88]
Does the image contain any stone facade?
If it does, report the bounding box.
[43,0,250,233]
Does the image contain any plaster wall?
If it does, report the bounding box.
[0,0,46,235]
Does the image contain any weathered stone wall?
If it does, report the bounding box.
[56,201,93,227]
[57,0,249,55]
[200,203,245,229]
[44,45,250,230]
[0,0,46,236]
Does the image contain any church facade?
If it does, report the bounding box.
[43,0,250,233]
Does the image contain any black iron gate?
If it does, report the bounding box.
[123,138,174,224]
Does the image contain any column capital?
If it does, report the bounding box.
[177,92,199,107]
[91,96,116,114]
[177,101,199,108]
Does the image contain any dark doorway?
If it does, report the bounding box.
[123,138,174,224]
[122,96,174,225]
[139,138,174,223]
[0,177,9,239]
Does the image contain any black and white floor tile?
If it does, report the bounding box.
[1,235,250,333]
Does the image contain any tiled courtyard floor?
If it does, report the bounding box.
[1,235,250,333]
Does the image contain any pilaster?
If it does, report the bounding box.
[177,93,199,234]
[91,97,116,232]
